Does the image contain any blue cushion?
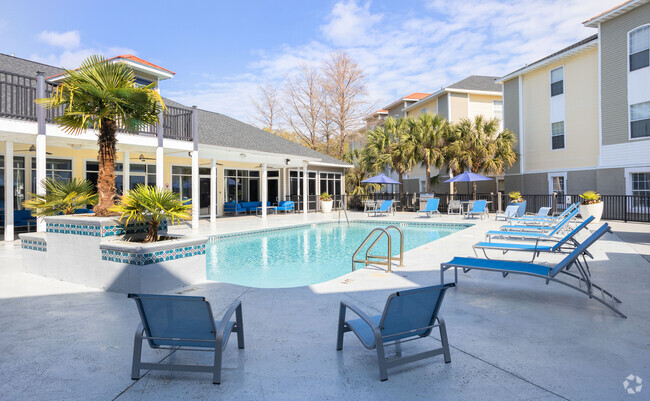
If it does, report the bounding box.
[444,256,552,276]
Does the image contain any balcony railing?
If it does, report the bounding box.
[0,70,193,141]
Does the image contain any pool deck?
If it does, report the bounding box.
[0,212,649,400]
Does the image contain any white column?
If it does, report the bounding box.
[210,158,217,223]
[261,163,268,218]
[36,72,47,232]
[191,107,199,230]
[156,111,164,188]
[282,168,288,202]
[123,151,130,192]
[302,164,308,214]
[4,141,14,241]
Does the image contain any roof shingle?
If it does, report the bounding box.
[446,75,502,92]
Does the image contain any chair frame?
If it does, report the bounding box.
[441,224,626,318]
[495,205,519,221]
[129,294,245,384]
[367,200,393,217]
[465,200,488,219]
[417,198,440,218]
[447,200,462,215]
[336,283,455,381]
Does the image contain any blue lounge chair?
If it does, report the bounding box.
[465,200,487,219]
[495,205,519,221]
[473,216,594,262]
[510,203,579,224]
[336,283,455,381]
[276,200,294,213]
[128,294,244,384]
[440,224,626,318]
[417,198,440,218]
[501,205,580,232]
[525,206,552,218]
[368,200,393,217]
[223,202,245,215]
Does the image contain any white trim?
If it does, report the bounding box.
[402,89,502,112]
[547,171,568,194]
[497,40,598,83]
[308,161,353,168]
[624,166,650,195]
[446,93,451,121]
[467,93,471,118]
[584,0,649,27]
[518,76,524,174]
[597,25,603,167]
[627,24,650,141]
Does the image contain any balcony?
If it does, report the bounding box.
[0,70,193,141]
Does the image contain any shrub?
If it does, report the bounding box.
[23,178,98,216]
[579,191,602,205]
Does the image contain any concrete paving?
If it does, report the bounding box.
[0,213,649,400]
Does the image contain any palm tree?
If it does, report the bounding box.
[342,148,381,195]
[37,55,165,216]
[445,115,517,197]
[23,178,98,216]
[408,113,448,193]
[110,185,192,243]
[363,117,417,196]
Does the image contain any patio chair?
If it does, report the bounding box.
[368,200,393,217]
[447,200,462,215]
[128,293,245,384]
[473,216,594,262]
[486,207,580,241]
[417,198,440,218]
[336,283,455,381]
[441,224,625,318]
[276,200,294,213]
[525,206,552,218]
[465,200,487,219]
[510,203,579,224]
[499,207,580,233]
[495,205,519,221]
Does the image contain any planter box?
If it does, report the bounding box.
[579,202,604,224]
[20,215,207,293]
[321,200,333,213]
[509,201,527,217]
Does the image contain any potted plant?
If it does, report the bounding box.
[579,191,604,224]
[320,192,334,213]
[507,191,526,217]
[23,177,98,216]
[110,185,192,243]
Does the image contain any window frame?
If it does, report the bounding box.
[550,66,564,97]
[629,24,650,72]
[551,120,566,150]
[629,101,650,139]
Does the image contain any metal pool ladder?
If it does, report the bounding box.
[338,199,349,226]
[352,225,404,272]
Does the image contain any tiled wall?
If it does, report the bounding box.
[101,244,206,266]
[46,220,168,237]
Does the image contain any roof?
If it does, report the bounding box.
[0,52,64,78]
[46,54,175,80]
[446,75,501,92]
[163,98,349,166]
[497,34,598,83]
[383,92,431,110]
[584,0,649,27]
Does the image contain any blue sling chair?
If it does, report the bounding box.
[508,202,579,225]
[486,207,580,241]
[440,224,626,318]
[337,283,455,381]
[473,216,595,262]
[128,294,244,384]
[417,198,440,218]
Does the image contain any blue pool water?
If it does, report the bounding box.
[206,221,468,288]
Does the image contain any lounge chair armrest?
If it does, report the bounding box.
[340,301,380,331]
[216,299,242,340]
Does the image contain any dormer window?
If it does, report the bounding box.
[134,77,153,86]
[550,67,564,97]
[630,25,650,72]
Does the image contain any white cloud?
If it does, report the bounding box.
[167,0,622,122]
[38,30,81,49]
[31,46,137,69]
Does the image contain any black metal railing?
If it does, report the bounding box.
[0,70,193,141]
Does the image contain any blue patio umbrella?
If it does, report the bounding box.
[443,172,493,195]
[362,173,401,193]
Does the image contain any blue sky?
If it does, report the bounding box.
[0,0,620,122]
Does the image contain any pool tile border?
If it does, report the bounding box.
[21,238,47,252]
[101,243,206,265]
[46,220,168,237]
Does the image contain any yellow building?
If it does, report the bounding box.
[0,54,350,241]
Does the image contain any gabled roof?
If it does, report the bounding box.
[0,52,64,78]
[584,0,649,27]
[402,75,502,112]
[46,54,175,81]
[163,98,350,167]
[497,34,598,83]
[383,92,431,110]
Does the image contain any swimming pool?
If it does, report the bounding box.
[206,221,469,288]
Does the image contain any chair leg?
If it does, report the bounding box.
[235,304,245,349]
[438,317,451,363]
[376,343,388,381]
[336,303,346,351]
[131,323,145,380]
[213,341,223,385]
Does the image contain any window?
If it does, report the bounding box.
[134,77,154,86]
[421,108,427,115]
[85,161,123,194]
[550,67,564,96]
[319,172,341,197]
[31,158,73,193]
[630,101,650,138]
[630,25,650,72]
[631,172,650,208]
[172,166,193,202]
[551,121,565,149]
[224,169,260,202]
[0,155,27,210]
[493,100,503,121]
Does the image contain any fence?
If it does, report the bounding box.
[340,192,650,222]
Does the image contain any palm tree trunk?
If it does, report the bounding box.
[93,118,117,216]
[473,182,477,200]
[145,218,159,243]
[425,164,431,193]
[398,172,403,196]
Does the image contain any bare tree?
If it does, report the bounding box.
[250,83,282,134]
[322,51,368,158]
[282,64,324,150]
